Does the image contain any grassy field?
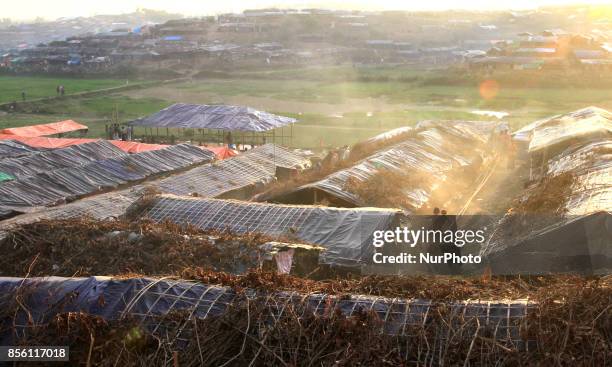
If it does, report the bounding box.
[0,76,127,104]
[1,69,611,148]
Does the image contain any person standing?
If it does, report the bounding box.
[21,90,26,101]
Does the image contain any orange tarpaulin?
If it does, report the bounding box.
[108,141,168,154]
[0,120,88,137]
[0,135,167,154]
[203,146,238,160]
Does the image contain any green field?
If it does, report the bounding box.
[1,69,611,148]
[0,76,127,104]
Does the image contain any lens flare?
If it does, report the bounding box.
[479,79,500,100]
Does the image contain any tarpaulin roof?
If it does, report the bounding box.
[203,146,239,160]
[129,103,297,132]
[363,126,412,145]
[544,139,611,216]
[155,144,310,198]
[516,107,612,153]
[136,195,400,267]
[0,172,14,182]
[0,276,531,345]
[0,139,40,159]
[0,144,306,233]
[0,140,125,179]
[0,120,88,137]
[280,121,496,211]
[481,127,611,273]
[0,144,215,219]
[0,135,168,153]
[108,140,168,153]
[0,188,143,240]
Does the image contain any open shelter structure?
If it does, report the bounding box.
[128,103,298,146]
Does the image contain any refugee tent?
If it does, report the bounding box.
[0,135,169,153]
[204,145,238,159]
[527,107,612,154]
[363,126,413,145]
[0,144,215,219]
[105,140,168,153]
[129,103,297,132]
[0,139,40,159]
[0,120,88,137]
[0,140,125,179]
[0,144,304,234]
[0,276,532,346]
[134,195,400,268]
[270,121,495,210]
[481,108,612,274]
[511,106,612,147]
[155,144,310,199]
[0,188,143,240]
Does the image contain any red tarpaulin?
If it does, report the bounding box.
[0,135,167,154]
[0,120,88,137]
[203,146,238,159]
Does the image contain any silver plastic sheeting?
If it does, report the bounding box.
[286,121,494,210]
[155,144,311,198]
[526,107,612,153]
[363,126,412,145]
[544,140,612,216]
[0,276,533,347]
[0,140,41,160]
[0,140,126,179]
[129,103,297,132]
[136,195,400,267]
[0,188,143,240]
[0,144,308,234]
[0,144,215,218]
[481,132,612,273]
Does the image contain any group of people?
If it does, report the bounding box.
[17,85,66,102]
[108,124,132,141]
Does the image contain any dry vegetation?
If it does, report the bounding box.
[2,271,609,366]
[343,168,432,209]
[0,218,276,277]
[0,216,609,365]
[491,172,577,243]
[254,130,416,201]
[512,172,575,215]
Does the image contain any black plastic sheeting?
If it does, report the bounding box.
[0,144,215,219]
[0,140,125,179]
[0,276,532,347]
[136,195,400,268]
[129,103,297,132]
[0,140,41,160]
[155,144,311,198]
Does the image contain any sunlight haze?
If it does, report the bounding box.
[4,0,612,20]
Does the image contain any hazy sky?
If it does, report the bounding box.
[3,0,611,21]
